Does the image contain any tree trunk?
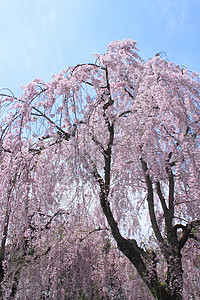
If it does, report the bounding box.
[117,239,183,300]
[166,249,183,300]
[0,260,4,300]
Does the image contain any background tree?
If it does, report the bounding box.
[0,39,200,299]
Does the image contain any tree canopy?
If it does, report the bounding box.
[0,39,200,299]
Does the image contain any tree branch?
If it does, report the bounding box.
[167,168,174,225]
[103,67,114,110]
[140,158,164,244]
[79,226,110,242]
[178,220,200,250]
[156,181,168,214]
[31,107,70,138]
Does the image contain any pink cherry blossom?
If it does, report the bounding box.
[0,39,200,299]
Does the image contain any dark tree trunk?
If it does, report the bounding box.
[0,260,4,300]
[165,248,183,300]
[116,238,183,300]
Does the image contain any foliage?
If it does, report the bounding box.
[0,39,200,299]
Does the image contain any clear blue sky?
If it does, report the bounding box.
[0,0,200,96]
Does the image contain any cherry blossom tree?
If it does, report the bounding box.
[1,39,200,299]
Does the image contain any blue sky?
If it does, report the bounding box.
[0,0,200,96]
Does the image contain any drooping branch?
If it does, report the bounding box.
[70,62,106,74]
